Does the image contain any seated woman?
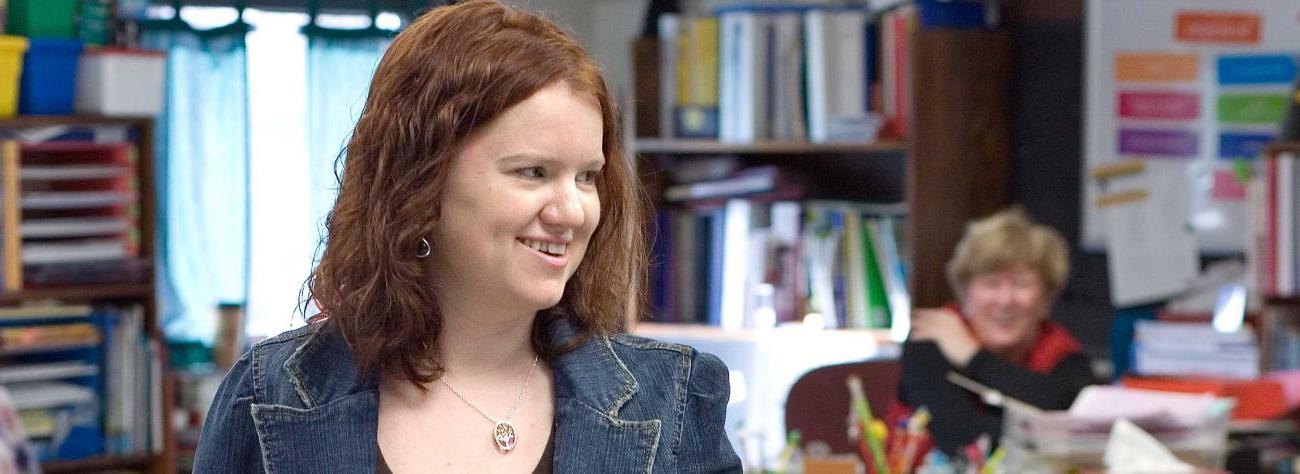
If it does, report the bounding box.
[895,208,1094,455]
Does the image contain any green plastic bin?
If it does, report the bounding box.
[7,0,78,38]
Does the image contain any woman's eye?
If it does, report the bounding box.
[578,170,600,184]
[519,167,545,178]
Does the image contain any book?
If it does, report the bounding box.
[1133,320,1260,379]
[22,217,132,239]
[7,381,97,411]
[22,238,131,264]
[842,210,868,328]
[769,201,803,323]
[868,216,911,340]
[860,218,891,329]
[1281,158,1295,294]
[880,6,915,138]
[671,210,699,324]
[916,0,986,28]
[803,205,843,328]
[21,190,135,209]
[719,9,768,143]
[719,199,752,330]
[0,302,95,321]
[805,8,875,143]
[0,322,102,348]
[20,164,132,180]
[768,11,806,141]
[664,165,799,202]
[657,14,680,139]
[24,257,149,286]
[676,17,720,138]
[706,206,726,326]
[0,361,98,384]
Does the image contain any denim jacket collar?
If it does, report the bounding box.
[251,317,660,473]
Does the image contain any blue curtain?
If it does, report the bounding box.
[141,19,251,344]
[304,27,391,250]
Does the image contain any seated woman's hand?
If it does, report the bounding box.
[910,307,980,368]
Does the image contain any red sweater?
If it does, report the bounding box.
[887,310,1092,458]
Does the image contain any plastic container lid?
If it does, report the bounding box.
[0,35,30,53]
[27,38,84,54]
[82,46,165,58]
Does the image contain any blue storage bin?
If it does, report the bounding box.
[20,38,82,115]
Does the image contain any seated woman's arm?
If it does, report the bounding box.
[961,350,1094,411]
[910,307,1095,412]
[900,341,1002,454]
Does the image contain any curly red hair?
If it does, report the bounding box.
[306,0,647,386]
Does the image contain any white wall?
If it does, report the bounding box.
[507,0,650,107]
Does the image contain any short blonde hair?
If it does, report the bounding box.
[946,208,1070,299]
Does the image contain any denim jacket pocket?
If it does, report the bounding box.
[552,397,661,473]
[250,390,379,474]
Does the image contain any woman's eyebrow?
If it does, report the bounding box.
[497,153,605,168]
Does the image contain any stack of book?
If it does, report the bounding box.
[1132,319,1260,379]
[652,4,910,144]
[648,165,909,335]
[1251,150,1300,297]
[0,301,160,461]
[0,135,146,291]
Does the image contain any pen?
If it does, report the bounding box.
[848,375,890,474]
[898,407,930,474]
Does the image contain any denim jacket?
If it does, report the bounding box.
[193,317,742,473]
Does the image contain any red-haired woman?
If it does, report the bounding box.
[193,2,740,472]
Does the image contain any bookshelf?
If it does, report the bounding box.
[1254,142,1300,377]
[42,453,154,474]
[0,115,174,474]
[0,283,154,303]
[628,7,1012,470]
[634,138,907,155]
[630,25,1010,331]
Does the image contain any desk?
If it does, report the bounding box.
[632,323,898,470]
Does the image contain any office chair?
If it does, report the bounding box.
[783,359,901,454]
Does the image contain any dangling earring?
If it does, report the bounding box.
[416,237,431,258]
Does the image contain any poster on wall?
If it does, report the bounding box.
[1083,0,1300,253]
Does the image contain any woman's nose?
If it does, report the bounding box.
[992,282,1018,305]
[541,183,585,228]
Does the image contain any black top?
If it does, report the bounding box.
[376,426,555,473]
[898,340,1094,455]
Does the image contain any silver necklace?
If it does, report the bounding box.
[437,355,540,452]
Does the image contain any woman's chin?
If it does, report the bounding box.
[517,288,565,311]
[981,334,1028,354]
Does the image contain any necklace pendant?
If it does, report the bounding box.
[493,421,517,451]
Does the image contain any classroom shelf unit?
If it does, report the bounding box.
[0,115,174,474]
[630,27,1012,331]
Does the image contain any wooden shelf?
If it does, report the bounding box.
[0,341,99,357]
[633,138,906,155]
[631,321,897,346]
[43,453,153,473]
[1266,295,1300,306]
[0,283,154,304]
[1266,141,1300,155]
[0,115,153,128]
[3,116,173,473]
[1229,419,1297,434]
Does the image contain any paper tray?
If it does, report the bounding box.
[1000,403,1230,471]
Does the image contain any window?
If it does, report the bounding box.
[147,6,399,341]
